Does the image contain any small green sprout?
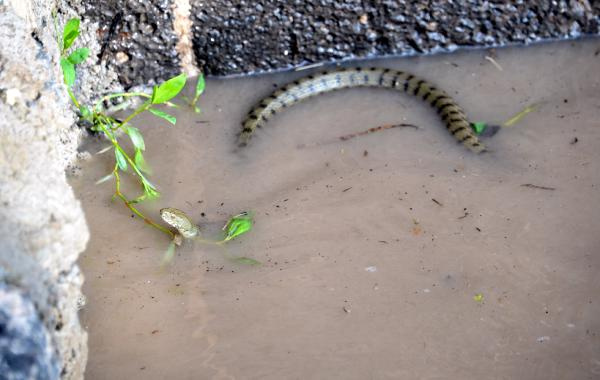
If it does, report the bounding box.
[221,211,254,242]
[473,293,484,303]
[471,122,487,135]
[182,74,205,113]
[221,211,259,266]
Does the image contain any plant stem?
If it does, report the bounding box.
[113,166,174,238]
[67,88,80,108]
[116,101,150,130]
[96,122,154,191]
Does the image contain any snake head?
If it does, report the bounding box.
[160,207,200,239]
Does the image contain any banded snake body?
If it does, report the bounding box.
[238,66,487,153]
[161,66,490,237]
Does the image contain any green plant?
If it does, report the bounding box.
[58,17,186,239]
[161,211,258,266]
[57,17,255,260]
[182,74,205,113]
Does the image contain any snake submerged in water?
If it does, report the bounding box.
[161,66,492,236]
[238,66,489,153]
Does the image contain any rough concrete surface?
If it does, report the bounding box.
[0,4,88,379]
[0,284,60,379]
[74,0,600,84]
[192,0,600,76]
[81,0,182,88]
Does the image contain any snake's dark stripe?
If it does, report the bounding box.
[238,67,485,153]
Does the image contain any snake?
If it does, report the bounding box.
[161,66,488,235]
[238,66,486,153]
[160,207,199,241]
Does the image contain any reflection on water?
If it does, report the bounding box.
[72,40,600,379]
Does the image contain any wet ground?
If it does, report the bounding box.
[71,40,600,379]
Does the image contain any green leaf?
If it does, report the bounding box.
[151,73,187,104]
[471,122,487,135]
[223,212,253,242]
[195,74,205,98]
[132,182,160,204]
[233,257,261,266]
[142,180,160,199]
[114,149,127,171]
[79,105,92,122]
[67,47,89,65]
[161,240,177,266]
[126,126,145,150]
[60,58,75,86]
[62,18,80,51]
[134,148,152,174]
[149,108,176,125]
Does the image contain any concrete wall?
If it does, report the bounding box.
[84,0,599,86]
[0,2,88,379]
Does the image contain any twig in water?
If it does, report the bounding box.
[521,184,556,191]
[503,103,542,127]
[484,56,503,71]
[297,123,419,149]
[457,208,469,219]
[338,123,419,141]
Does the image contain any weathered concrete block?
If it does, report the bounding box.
[0,284,60,380]
[0,4,88,379]
[190,0,600,76]
[81,0,182,87]
[80,0,600,84]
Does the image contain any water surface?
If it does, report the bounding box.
[72,40,600,379]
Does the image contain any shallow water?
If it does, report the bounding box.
[71,40,600,379]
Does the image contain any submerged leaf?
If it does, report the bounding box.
[222,212,253,242]
[151,73,187,104]
[114,149,127,171]
[134,149,152,174]
[126,126,145,151]
[149,108,176,125]
[142,181,160,200]
[233,257,261,266]
[161,240,177,266]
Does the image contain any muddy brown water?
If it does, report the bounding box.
[71,40,600,379]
